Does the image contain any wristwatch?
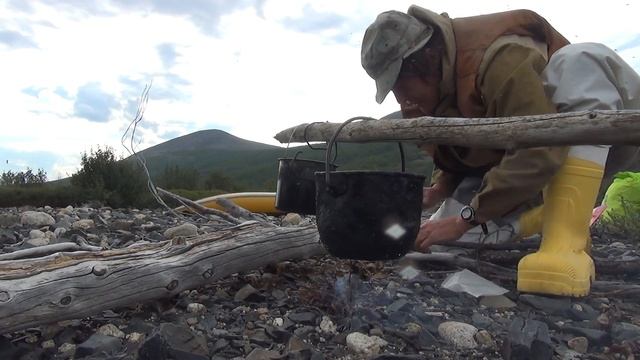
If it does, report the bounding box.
[460,205,480,226]
[460,205,489,235]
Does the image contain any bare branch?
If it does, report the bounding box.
[274,110,640,149]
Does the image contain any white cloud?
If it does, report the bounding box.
[1,0,639,178]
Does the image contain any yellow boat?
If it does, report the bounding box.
[176,192,282,215]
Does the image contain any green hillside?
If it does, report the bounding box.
[135,130,434,191]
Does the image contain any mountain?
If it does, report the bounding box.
[141,129,279,156]
[133,129,434,191]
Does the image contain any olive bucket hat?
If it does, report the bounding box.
[361,10,434,104]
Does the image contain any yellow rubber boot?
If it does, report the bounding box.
[517,205,544,239]
[517,157,604,297]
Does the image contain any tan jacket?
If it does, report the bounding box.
[406,6,570,221]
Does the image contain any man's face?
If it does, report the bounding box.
[392,75,440,118]
[390,45,442,118]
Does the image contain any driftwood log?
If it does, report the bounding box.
[274,110,640,149]
[0,222,324,334]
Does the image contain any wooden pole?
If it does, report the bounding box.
[274,110,640,149]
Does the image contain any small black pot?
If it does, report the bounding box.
[275,154,337,215]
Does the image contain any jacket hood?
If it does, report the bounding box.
[407,5,457,116]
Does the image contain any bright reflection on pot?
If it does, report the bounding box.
[384,223,406,240]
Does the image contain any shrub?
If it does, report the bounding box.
[0,168,47,186]
[156,164,200,190]
[71,147,149,208]
[0,185,92,208]
[595,198,640,243]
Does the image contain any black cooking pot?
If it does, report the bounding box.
[315,117,425,260]
[275,123,338,215]
[275,152,337,215]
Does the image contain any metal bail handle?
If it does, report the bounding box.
[324,116,407,186]
[304,122,339,162]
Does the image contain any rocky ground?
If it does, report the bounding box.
[0,205,639,360]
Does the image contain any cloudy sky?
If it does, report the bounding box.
[1,0,639,180]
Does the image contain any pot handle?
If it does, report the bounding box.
[304,122,338,162]
[398,142,406,172]
[325,117,408,185]
[325,116,376,185]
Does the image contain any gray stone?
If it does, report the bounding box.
[561,350,583,360]
[437,321,478,349]
[20,211,55,227]
[186,303,207,314]
[480,295,517,309]
[293,325,315,337]
[567,336,588,354]
[611,322,640,342]
[281,213,302,226]
[138,332,168,360]
[503,317,552,360]
[126,332,145,344]
[288,311,316,324]
[158,323,209,359]
[75,334,122,358]
[246,348,280,360]
[319,316,337,335]
[234,284,264,302]
[97,323,125,338]
[53,227,67,238]
[561,325,608,345]
[471,313,493,329]
[29,229,45,239]
[346,332,388,357]
[0,213,19,227]
[475,329,496,348]
[163,223,198,239]
[519,294,571,315]
[26,237,50,247]
[111,219,134,231]
[568,303,599,321]
[71,219,95,230]
[387,299,410,313]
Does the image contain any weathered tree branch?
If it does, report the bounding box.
[0,222,324,334]
[274,110,640,149]
[0,242,102,261]
[156,187,242,224]
[213,197,266,222]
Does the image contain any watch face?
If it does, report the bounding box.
[460,206,474,221]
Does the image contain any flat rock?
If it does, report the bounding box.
[234,284,264,302]
[287,311,316,325]
[561,325,608,345]
[480,295,517,309]
[245,348,280,360]
[519,294,571,315]
[611,322,640,342]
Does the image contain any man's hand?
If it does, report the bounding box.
[422,185,447,209]
[414,216,474,252]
